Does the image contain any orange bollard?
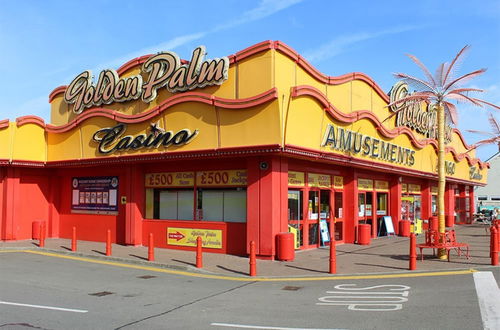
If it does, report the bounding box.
[491,226,498,266]
[106,230,112,256]
[249,241,256,277]
[39,222,45,248]
[196,236,203,268]
[329,237,336,274]
[148,233,155,262]
[71,227,77,252]
[409,233,417,270]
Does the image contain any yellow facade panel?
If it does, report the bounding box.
[12,124,46,162]
[237,51,273,99]
[351,80,372,111]
[327,83,352,114]
[219,101,281,148]
[286,97,326,149]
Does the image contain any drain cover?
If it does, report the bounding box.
[282,286,302,291]
[137,275,156,279]
[89,291,114,297]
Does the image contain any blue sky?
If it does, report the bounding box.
[0,0,499,160]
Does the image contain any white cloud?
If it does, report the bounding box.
[303,25,425,63]
[93,0,303,73]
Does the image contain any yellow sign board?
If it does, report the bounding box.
[167,227,222,249]
[402,183,408,193]
[358,178,373,190]
[408,184,421,194]
[308,173,331,188]
[288,171,305,186]
[196,170,247,186]
[334,176,343,189]
[375,180,389,191]
[431,186,438,195]
[145,172,195,187]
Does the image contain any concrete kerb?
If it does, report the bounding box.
[1,245,497,282]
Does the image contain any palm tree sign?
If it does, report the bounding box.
[387,45,500,259]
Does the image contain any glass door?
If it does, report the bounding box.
[307,190,319,247]
[287,190,303,248]
[319,190,331,246]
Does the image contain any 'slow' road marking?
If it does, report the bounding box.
[211,323,347,330]
[0,300,88,313]
[473,271,500,330]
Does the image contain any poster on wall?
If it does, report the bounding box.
[167,227,222,249]
[71,176,119,214]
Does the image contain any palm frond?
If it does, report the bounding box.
[443,101,458,125]
[488,113,500,135]
[435,62,447,87]
[472,98,500,110]
[473,137,500,147]
[444,69,486,91]
[445,92,483,107]
[386,92,432,108]
[442,45,470,86]
[393,72,435,92]
[406,54,436,87]
[466,129,495,137]
[447,88,484,94]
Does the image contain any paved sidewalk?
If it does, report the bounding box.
[1,224,497,277]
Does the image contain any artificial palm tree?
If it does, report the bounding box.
[468,113,500,152]
[388,45,500,259]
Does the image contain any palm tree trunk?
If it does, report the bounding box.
[437,103,447,259]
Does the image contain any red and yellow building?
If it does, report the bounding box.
[0,41,488,258]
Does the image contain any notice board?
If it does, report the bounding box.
[378,216,395,236]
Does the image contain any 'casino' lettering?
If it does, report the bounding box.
[93,123,198,154]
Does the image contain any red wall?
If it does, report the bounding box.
[56,167,127,244]
[143,220,246,255]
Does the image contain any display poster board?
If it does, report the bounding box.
[167,227,222,249]
[288,171,305,186]
[71,176,119,214]
[378,216,395,236]
[320,219,330,244]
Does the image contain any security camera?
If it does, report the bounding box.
[259,161,269,170]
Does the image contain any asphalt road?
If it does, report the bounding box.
[0,251,499,330]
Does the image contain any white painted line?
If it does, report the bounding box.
[0,300,88,313]
[473,271,500,330]
[211,323,347,330]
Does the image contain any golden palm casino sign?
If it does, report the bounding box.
[389,81,452,143]
[64,46,229,114]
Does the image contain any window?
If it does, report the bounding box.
[154,189,194,220]
[197,188,247,222]
[334,192,343,218]
[432,195,437,216]
[491,196,500,201]
[377,193,388,216]
[477,196,488,201]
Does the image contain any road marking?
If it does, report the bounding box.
[2,249,479,282]
[211,323,347,329]
[317,284,410,311]
[473,271,500,330]
[0,300,88,313]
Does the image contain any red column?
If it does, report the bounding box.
[125,165,143,246]
[389,176,402,235]
[2,168,20,240]
[421,181,431,220]
[445,183,455,227]
[469,186,475,223]
[343,169,357,243]
[246,156,287,259]
[48,171,60,238]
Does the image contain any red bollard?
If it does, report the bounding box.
[409,233,417,270]
[106,230,112,256]
[496,223,500,252]
[148,233,155,262]
[249,241,256,277]
[39,222,45,248]
[196,236,203,268]
[329,237,336,274]
[71,227,77,252]
[491,226,498,266]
